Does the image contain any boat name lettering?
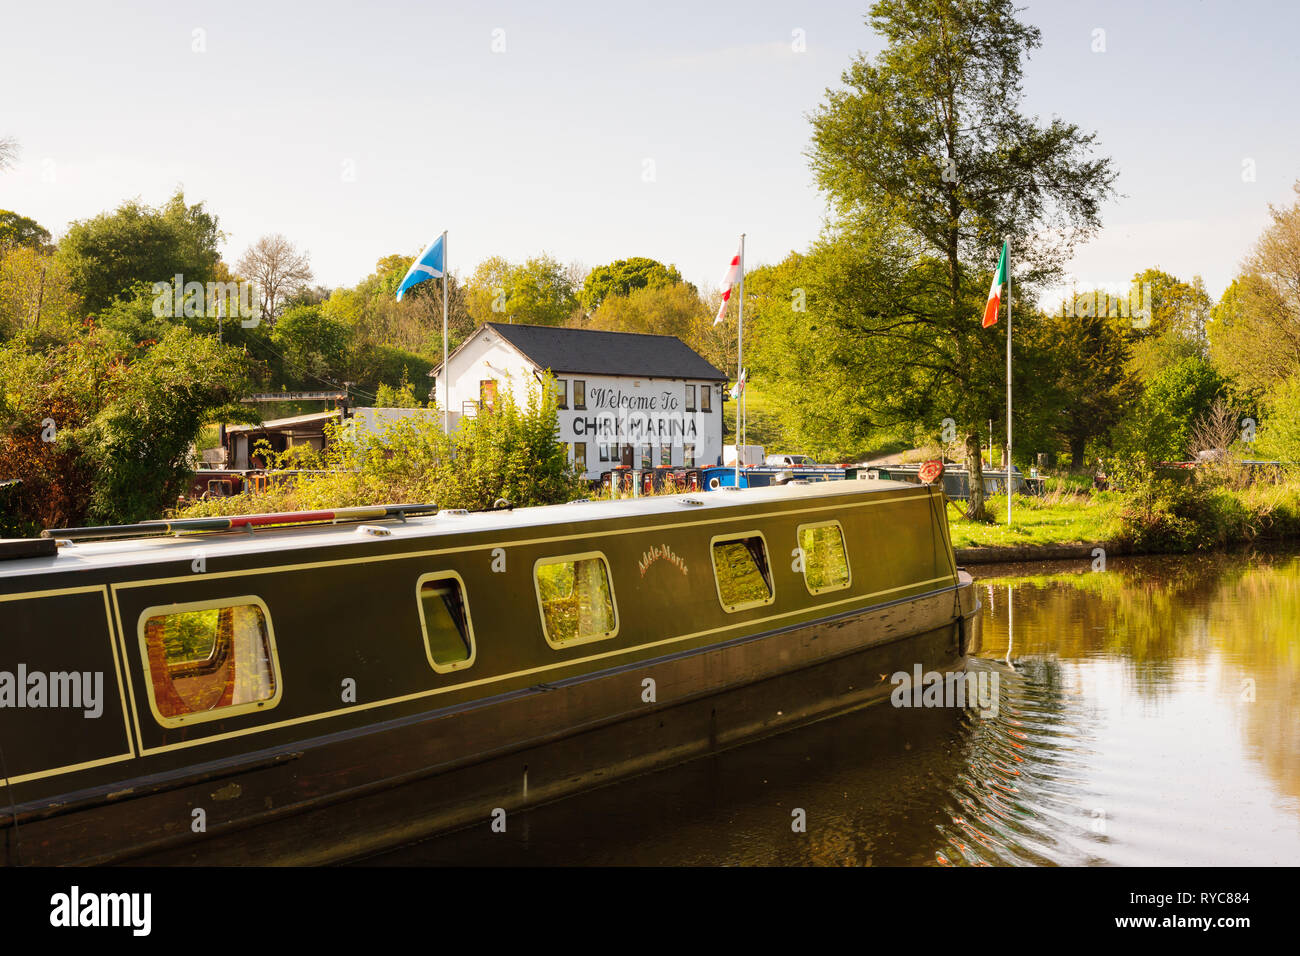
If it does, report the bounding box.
[638,542,689,578]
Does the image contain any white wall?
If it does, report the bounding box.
[433,330,725,479]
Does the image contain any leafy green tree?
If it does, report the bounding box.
[581,257,685,311]
[586,281,703,342]
[0,246,80,337]
[1033,304,1140,469]
[1255,374,1300,462]
[1207,185,1300,402]
[805,0,1116,517]
[504,254,579,326]
[0,211,53,253]
[0,325,251,528]
[464,255,513,326]
[1127,268,1213,381]
[1125,356,1227,462]
[270,304,352,388]
[57,190,222,314]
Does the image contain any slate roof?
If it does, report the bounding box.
[458,323,728,381]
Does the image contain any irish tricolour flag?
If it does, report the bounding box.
[982,240,1008,328]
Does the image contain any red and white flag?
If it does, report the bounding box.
[714,244,742,325]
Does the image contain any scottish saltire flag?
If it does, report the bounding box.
[714,244,742,325]
[396,233,445,301]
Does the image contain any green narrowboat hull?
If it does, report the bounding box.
[0,480,977,865]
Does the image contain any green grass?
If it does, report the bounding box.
[947,492,1123,549]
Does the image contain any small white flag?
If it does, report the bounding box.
[729,368,747,399]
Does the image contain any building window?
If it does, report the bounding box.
[684,443,695,467]
[710,533,774,613]
[416,572,475,672]
[661,443,672,466]
[574,380,586,410]
[797,522,851,595]
[575,442,587,469]
[557,379,568,409]
[599,443,609,462]
[686,385,696,411]
[534,552,619,648]
[640,444,652,469]
[138,598,280,727]
[701,386,712,412]
[479,379,498,413]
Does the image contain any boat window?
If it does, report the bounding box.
[711,532,774,612]
[798,521,851,594]
[535,552,618,648]
[416,573,475,672]
[139,598,279,727]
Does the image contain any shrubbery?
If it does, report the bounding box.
[180,378,585,518]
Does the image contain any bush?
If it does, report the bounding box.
[181,376,585,517]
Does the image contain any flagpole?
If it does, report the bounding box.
[442,229,449,436]
[1006,237,1012,527]
[736,233,745,488]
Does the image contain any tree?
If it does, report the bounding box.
[57,190,223,314]
[0,135,17,172]
[1033,303,1139,469]
[1127,268,1212,381]
[503,254,580,326]
[586,281,703,341]
[806,0,1116,518]
[0,211,53,253]
[270,304,352,387]
[0,247,80,337]
[1207,184,1300,401]
[1135,357,1227,461]
[0,325,251,529]
[581,257,685,311]
[236,233,313,321]
[464,256,514,326]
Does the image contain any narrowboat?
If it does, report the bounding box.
[0,479,978,865]
[849,464,1041,499]
[701,464,848,489]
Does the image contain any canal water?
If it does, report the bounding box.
[359,550,1300,866]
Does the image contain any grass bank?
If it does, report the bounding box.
[947,477,1300,555]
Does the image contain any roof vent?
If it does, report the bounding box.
[680,498,705,506]
[439,509,470,516]
[356,525,392,537]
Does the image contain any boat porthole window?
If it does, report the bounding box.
[137,597,281,728]
[708,476,720,489]
[534,552,619,649]
[416,572,476,673]
[797,521,852,595]
[710,532,775,613]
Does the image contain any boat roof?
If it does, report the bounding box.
[0,479,922,581]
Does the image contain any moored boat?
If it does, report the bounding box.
[0,479,977,865]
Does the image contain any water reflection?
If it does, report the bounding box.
[358,551,1300,866]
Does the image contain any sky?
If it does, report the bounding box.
[2,0,1298,304]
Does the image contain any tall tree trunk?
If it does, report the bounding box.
[964,430,986,520]
[1069,434,1087,472]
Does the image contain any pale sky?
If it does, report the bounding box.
[2,0,1297,303]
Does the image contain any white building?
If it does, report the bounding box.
[431,322,728,480]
